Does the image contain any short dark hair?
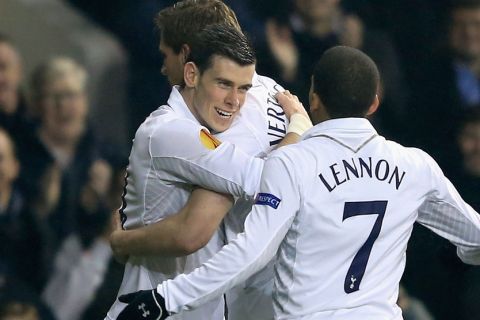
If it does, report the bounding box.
[313,46,380,118]
[187,24,255,74]
[155,0,241,54]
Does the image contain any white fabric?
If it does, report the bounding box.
[159,118,480,320]
[107,75,288,320]
[43,236,112,320]
[221,74,287,320]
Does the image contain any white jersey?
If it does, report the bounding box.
[107,74,287,320]
[220,74,287,320]
[158,118,480,320]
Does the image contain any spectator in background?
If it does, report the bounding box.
[452,109,480,210]
[404,111,480,320]
[405,3,480,318]
[18,57,108,259]
[413,0,480,177]
[41,156,126,320]
[453,109,480,320]
[0,34,32,140]
[255,0,408,140]
[0,128,46,292]
[397,286,434,320]
[67,0,173,138]
[0,272,55,320]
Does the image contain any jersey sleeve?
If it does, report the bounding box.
[416,151,480,265]
[149,118,264,197]
[157,152,301,315]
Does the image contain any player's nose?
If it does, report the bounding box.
[225,89,240,109]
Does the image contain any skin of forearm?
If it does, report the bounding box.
[112,190,233,258]
[113,215,191,257]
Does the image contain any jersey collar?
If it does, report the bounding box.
[166,86,199,124]
[303,118,379,153]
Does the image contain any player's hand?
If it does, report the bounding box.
[275,91,313,137]
[117,289,168,320]
[275,90,309,120]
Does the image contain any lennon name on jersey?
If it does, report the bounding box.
[318,157,406,192]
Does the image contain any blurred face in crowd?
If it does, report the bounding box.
[159,37,185,85]
[450,7,480,62]
[186,55,254,133]
[1,302,39,320]
[0,130,19,190]
[0,42,22,113]
[39,73,88,145]
[294,0,340,23]
[459,120,480,176]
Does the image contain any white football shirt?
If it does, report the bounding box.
[106,85,263,320]
[158,118,480,320]
[107,74,288,320]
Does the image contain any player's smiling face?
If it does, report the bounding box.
[191,55,254,133]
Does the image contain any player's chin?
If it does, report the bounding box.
[212,118,234,133]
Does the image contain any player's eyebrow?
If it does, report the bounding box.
[215,77,252,90]
[239,83,253,91]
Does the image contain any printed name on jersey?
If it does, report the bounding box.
[318,157,406,192]
[266,84,287,146]
[255,193,281,209]
[199,129,222,150]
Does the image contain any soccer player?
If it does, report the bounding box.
[116,46,480,320]
[108,1,312,320]
[106,22,310,320]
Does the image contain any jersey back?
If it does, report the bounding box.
[270,119,474,319]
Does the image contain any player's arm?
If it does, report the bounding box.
[116,151,301,319]
[275,90,313,149]
[151,121,263,198]
[416,151,480,264]
[111,188,233,258]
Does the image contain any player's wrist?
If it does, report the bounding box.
[287,113,313,136]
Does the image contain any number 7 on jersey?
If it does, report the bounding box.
[343,200,388,294]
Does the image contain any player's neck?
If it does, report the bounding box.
[179,87,211,130]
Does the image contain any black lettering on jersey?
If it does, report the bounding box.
[331,163,347,185]
[375,159,389,181]
[265,84,287,146]
[319,157,406,192]
[343,159,359,179]
[359,157,373,178]
[388,166,406,189]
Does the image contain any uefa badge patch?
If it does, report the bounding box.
[255,193,281,209]
[199,129,222,150]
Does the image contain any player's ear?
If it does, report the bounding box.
[309,92,321,114]
[366,94,380,116]
[184,62,198,88]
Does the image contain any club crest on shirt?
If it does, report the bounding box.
[255,193,281,209]
[199,129,222,150]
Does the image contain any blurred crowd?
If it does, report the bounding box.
[0,0,479,320]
